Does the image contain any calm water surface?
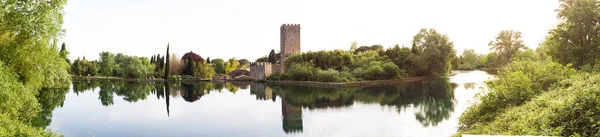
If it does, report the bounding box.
[45,70,491,137]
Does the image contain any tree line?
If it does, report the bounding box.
[69,50,252,79]
[274,28,457,82]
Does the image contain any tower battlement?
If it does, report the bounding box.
[280,24,301,28]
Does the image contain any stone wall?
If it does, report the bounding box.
[271,64,281,74]
[250,62,272,81]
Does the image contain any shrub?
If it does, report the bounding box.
[352,61,404,80]
[456,73,600,136]
[281,62,318,81]
[314,69,356,82]
[458,59,575,133]
[267,72,281,80]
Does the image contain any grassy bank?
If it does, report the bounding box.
[454,59,600,136]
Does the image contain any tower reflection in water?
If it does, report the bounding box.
[251,83,303,134]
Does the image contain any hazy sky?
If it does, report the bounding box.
[62,0,560,61]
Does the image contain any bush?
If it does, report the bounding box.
[268,72,281,80]
[580,64,600,73]
[280,62,318,81]
[314,69,355,82]
[456,73,600,136]
[352,61,404,80]
[458,59,575,134]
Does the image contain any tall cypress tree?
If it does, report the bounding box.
[160,55,165,71]
[184,57,195,76]
[151,55,155,64]
[268,49,276,63]
[164,44,170,79]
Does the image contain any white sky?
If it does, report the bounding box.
[62,0,560,61]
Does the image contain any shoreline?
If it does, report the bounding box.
[73,76,431,88]
[266,76,429,88]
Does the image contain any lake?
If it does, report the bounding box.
[44,70,492,137]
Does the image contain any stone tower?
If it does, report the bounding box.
[280,24,301,72]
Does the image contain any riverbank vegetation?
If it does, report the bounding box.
[456,0,600,136]
[0,0,69,136]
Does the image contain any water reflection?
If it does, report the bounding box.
[58,77,461,136]
[464,82,476,90]
[31,88,69,129]
[281,91,303,133]
[268,78,457,128]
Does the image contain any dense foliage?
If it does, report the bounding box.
[168,53,184,75]
[238,59,250,69]
[71,57,99,76]
[457,49,478,70]
[180,51,204,64]
[212,58,226,74]
[225,58,240,74]
[268,49,278,63]
[458,60,574,131]
[540,0,600,69]
[0,0,70,136]
[457,69,600,136]
[92,52,154,78]
[456,1,600,136]
[280,28,455,82]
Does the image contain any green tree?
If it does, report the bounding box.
[114,53,126,77]
[238,59,250,68]
[165,44,170,78]
[386,45,413,69]
[99,52,115,77]
[206,57,211,64]
[183,56,196,76]
[478,52,498,68]
[256,56,268,62]
[268,49,277,63]
[459,49,478,70]
[488,30,526,66]
[412,28,457,76]
[280,62,318,81]
[212,58,226,74]
[59,42,70,64]
[195,62,215,79]
[541,0,600,69]
[0,0,70,135]
[354,44,384,54]
[225,58,240,74]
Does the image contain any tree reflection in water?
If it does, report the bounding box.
[463,82,476,90]
[268,78,457,129]
[66,78,456,134]
[31,88,69,129]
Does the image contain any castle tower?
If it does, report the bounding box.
[280,24,301,72]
